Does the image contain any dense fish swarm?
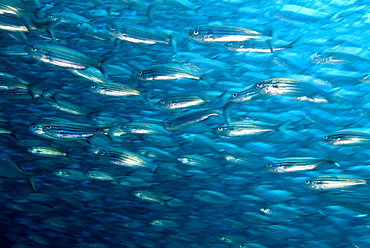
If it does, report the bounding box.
[1,0,370,247]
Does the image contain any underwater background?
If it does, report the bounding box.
[1,0,370,247]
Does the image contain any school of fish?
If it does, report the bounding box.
[1,0,370,247]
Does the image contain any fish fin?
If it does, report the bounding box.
[221,102,233,124]
[27,170,48,192]
[99,53,116,77]
[277,119,292,133]
[8,32,29,45]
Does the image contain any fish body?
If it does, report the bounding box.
[323,129,370,146]
[133,190,168,204]
[89,82,141,97]
[265,157,339,173]
[42,124,103,140]
[255,77,325,98]
[25,44,99,70]
[106,22,171,45]
[229,86,267,102]
[193,189,231,204]
[162,108,220,131]
[136,64,201,81]
[27,146,67,157]
[177,154,219,167]
[215,122,279,137]
[156,94,213,110]
[304,176,368,191]
[109,121,168,137]
[92,147,150,169]
[189,26,263,42]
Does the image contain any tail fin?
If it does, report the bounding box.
[27,170,48,192]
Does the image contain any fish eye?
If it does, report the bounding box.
[163,120,170,126]
[232,93,238,97]
[30,45,37,52]
[217,126,224,131]
[100,151,105,155]
[90,84,96,89]
[31,125,38,130]
[45,125,52,129]
[266,163,273,167]
[256,83,263,87]
[110,22,116,31]
[159,99,166,104]
[323,136,328,140]
[192,27,199,35]
[138,71,143,76]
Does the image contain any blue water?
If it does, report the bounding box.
[1,0,370,247]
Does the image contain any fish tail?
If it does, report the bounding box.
[27,170,48,192]
[99,53,115,77]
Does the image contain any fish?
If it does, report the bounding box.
[177,154,220,168]
[24,43,107,72]
[156,94,215,110]
[214,121,287,137]
[88,81,142,98]
[254,77,330,101]
[162,108,221,131]
[91,147,152,169]
[188,25,263,42]
[322,129,370,146]
[304,176,369,191]
[54,169,88,180]
[264,157,340,173]
[106,21,172,45]
[27,146,68,158]
[193,189,231,204]
[136,64,202,82]
[0,157,46,192]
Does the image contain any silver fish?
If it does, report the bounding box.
[162,108,220,131]
[24,44,101,70]
[265,157,340,173]
[322,129,370,146]
[304,176,368,191]
[89,82,141,97]
[106,21,172,45]
[188,25,263,42]
[136,64,201,81]
[92,147,151,169]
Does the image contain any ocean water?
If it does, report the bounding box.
[1,0,370,247]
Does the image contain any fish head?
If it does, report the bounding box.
[136,70,151,81]
[264,162,279,172]
[214,125,231,136]
[29,124,46,135]
[188,27,201,41]
[162,119,174,131]
[150,220,162,226]
[46,13,58,22]
[24,44,44,59]
[89,83,105,93]
[105,22,117,35]
[156,98,171,109]
[322,134,341,145]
